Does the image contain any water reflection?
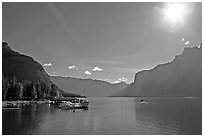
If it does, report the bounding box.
[2,104,58,135]
[133,97,202,134]
[2,97,201,135]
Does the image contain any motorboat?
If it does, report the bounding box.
[59,98,89,109]
[140,100,148,104]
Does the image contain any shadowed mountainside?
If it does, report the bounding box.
[2,42,82,97]
[51,76,128,97]
[111,45,202,97]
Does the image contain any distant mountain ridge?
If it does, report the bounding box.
[111,45,202,97]
[51,76,129,97]
[2,42,82,97]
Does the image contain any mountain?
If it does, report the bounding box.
[51,76,129,97]
[3,42,52,85]
[2,42,81,97]
[112,45,202,97]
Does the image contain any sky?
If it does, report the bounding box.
[2,2,202,84]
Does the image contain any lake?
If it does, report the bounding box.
[2,97,202,135]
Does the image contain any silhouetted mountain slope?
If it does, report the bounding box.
[112,45,202,97]
[3,42,52,85]
[2,42,81,97]
[51,76,129,97]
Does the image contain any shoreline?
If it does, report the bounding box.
[2,100,48,108]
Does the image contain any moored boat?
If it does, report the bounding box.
[59,98,89,109]
[2,102,20,110]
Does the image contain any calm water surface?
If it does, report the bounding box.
[2,97,202,135]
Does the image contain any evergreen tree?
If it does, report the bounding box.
[40,83,49,99]
[22,80,31,99]
[31,82,37,99]
[2,75,10,101]
[35,81,42,100]
[51,84,57,97]
[40,83,45,99]
[7,76,18,100]
[16,82,24,100]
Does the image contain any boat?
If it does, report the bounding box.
[59,98,89,109]
[140,100,148,104]
[2,102,20,110]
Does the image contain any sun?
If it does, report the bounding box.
[159,3,191,32]
[163,3,187,24]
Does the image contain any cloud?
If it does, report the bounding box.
[68,65,79,70]
[184,41,189,45]
[113,80,121,84]
[198,44,202,48]
[181,38,190,45]
[85,71,92,75]
[113,77,128,84]
[93,66,103,71]
[43,63,52,67]
[119,77,128,82]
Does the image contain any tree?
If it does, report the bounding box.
[35,81,42,99]
[16,82,24,100]
[31,82,37,99]
[22,80,31,99]
[2,75,10,101]
[40,83,46,99]
[51,84,57,97]
[40,82,51,99]
[6,76,18,100]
